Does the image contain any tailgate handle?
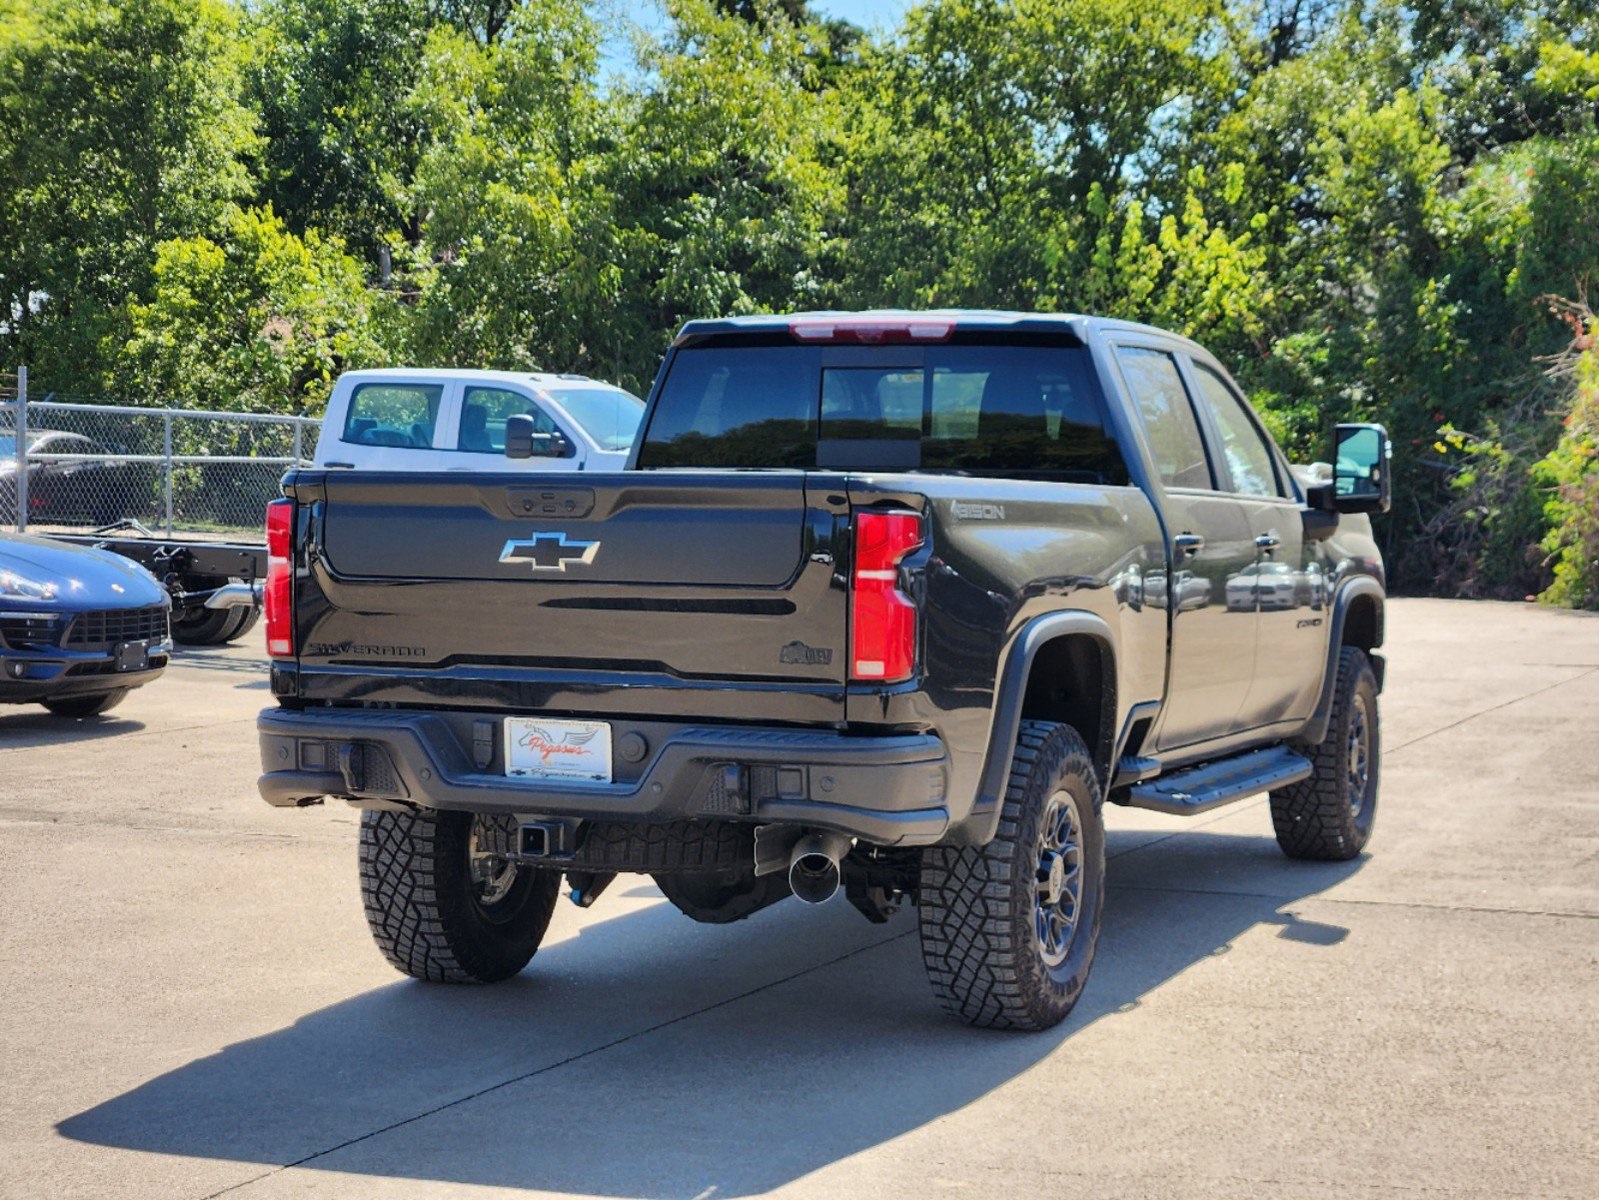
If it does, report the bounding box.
[504,486,594,519]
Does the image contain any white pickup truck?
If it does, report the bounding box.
[313,368,646,472]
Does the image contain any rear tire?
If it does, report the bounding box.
[171,576,258,645]
[1270,646,1380,861]
[359,809,561,983]
[917,721,1106,1031]
[226,607,261,640]
[172,601,256,645]
[171,605,237,645]
[40,689,128,718]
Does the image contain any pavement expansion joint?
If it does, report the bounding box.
[1386,664,1599,755]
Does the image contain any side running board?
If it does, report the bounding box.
[1118,746,1312,816]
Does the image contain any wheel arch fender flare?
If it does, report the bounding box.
[962,610,1117,846]
[1299,577,1385,745]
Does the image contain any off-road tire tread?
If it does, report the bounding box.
[1271,646,1378,861]
[917,720,1104,1030]
[359,808,559,983]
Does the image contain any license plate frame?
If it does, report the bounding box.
[115,640,150,672]
[503,716,612,783]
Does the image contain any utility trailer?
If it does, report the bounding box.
[50,525,265,645]
[2,372,315,645]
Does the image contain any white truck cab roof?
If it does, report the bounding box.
[313,368,646,473]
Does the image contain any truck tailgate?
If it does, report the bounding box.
[286,471,849,721]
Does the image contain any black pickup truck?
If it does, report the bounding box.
[257,311,1390,1031]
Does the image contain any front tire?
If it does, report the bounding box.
[918,721,1106,1031]
[41,690,128,717]
[359,809,561,983]
[1270,646,1380,861]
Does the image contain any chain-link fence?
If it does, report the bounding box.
[1,372,318,539]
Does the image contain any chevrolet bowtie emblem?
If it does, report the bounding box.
[499,532,600,572]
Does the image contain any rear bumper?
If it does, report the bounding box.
[257,706,952,846]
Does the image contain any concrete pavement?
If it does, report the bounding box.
[2,599,1596,1199]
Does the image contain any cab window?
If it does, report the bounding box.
[639,341,1128,483]
[1115,348,1212,489]
[458,387,558,453]
[1191,365,1283,498]
[815,348,1127,481]
[342,384,442,448]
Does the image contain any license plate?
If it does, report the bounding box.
[115,641,149,672]
[504,717,612,782]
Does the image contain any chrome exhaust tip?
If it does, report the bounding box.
[787,831,852,905]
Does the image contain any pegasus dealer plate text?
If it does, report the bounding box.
[504,717,612,782]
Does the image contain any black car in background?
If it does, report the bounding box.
[0,532,171,716]
[0,429,140,527]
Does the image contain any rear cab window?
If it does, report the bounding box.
[638,343,819,468]
[637,338,1129,484]
[342,383,443,449]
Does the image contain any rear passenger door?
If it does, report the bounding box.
[334,380,453,471]
[1113,344,1259,751]
[1184,360,1322,727]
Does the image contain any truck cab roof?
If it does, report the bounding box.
[673,309,1212,357]
[333,367,604,388]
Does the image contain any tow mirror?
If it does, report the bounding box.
[1331,423,1390,514]
[505,414,535,459]
[504,415,570,460]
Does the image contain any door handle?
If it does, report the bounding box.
[1255,533,1281,552]
[1173,533,1205,558]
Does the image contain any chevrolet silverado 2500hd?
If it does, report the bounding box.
[257,311,1391,1031]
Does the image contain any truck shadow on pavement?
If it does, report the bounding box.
[0,710,145,748]
[60,829,1362,1197]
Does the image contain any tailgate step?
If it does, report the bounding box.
[1119,746,1312,816]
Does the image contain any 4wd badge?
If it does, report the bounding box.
[500,531,600,572]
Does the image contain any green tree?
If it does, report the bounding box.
[118,205,396,413]
[1535,303,1599,608]
[248,0,442,255]
[838,0,1234,309]
[0,0,257,388]
[596,0,845,389]
[400,3,613,374]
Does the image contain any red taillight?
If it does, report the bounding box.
[850,510,923,683]
[789,316,954,344]
[265,498,293,658]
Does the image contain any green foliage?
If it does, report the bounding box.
[119,206,396,413]
[1534,311,1599,608]
[0,0,257,389]
[598,0,844,386]
[399,4,611,374]
[5,0,1599,606]
[1069,171,1272,359]
[840,0,1230,309]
